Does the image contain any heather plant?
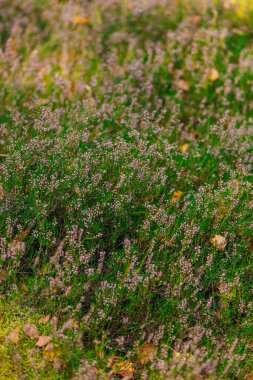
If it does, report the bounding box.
[0,0,252,379]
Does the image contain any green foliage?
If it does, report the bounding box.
[0,0,252,379]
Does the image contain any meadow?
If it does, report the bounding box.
[0,0,252,378]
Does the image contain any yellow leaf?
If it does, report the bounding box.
[23,323,39,339]
[211,235,227,251]
[6,328,19,344]
[209,68,219,81]
[72,16,90,24]
[36,336,52,347]
[172,190,184,203]
[43,343,56,361]
[43,342,62,362]
[180,143,190,154]
[38,314,51,324]
[112,360,135,379]
[139,343,157,365]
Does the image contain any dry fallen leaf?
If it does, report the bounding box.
[180,143,190,154]
[211,235,227,251]
[43,343,55,360]
[112,360,135,379]
[38,314,51,324]
[172,190,184,203]
[72,16,90,24]
[6,328,19,344]
[43,342,61,362]
[176,80,189,91]
[15,229,30,241]
[209,68,219,81]
[36,336,52,347]
[23,323,39,339]
[191,14,201,26]
[139,343,157,365]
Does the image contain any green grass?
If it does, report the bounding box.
[0,0,253,379]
